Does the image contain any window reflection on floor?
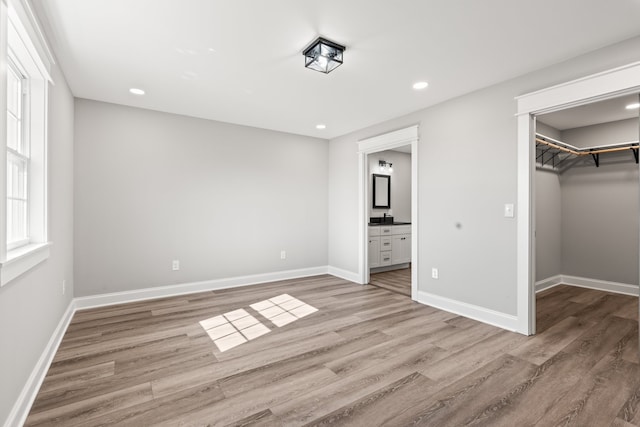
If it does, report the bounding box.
[199,294,318,352]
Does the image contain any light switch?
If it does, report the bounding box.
[504,203,515,218]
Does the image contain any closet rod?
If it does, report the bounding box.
[536,133,639,157]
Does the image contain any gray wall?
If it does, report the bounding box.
[328,36,640,316]
[560,119,639,284]
[74,99,329,296]
[535,122,562,281]
[368,150,411,222]
[0,63,74,423]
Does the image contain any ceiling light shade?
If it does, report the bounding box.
[303,37,345,74]
[413,81,429,90]
[129,88,145,95]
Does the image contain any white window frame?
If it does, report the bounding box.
[6,56,30,250]
[0,0,54,286]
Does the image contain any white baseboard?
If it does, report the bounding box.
[535,274,639,296]
[535,274,563,293]
[370,263,411,274]
[561,275,638,296]
[327,266,360,284]
[75,266,330,310]
[4,299,76,427]
[417,290,519,332]
[6,265,339,425]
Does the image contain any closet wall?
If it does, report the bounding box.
[535,122,562,280]
[560,118,639,284]
[536,118,639,286]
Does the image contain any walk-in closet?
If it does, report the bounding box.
[534,94,640,332]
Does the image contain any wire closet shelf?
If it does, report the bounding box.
[535,132,639,173]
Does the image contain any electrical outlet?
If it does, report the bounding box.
[62,279,66,295]
[431,268,439,279]
[280,250,286,260]
[172,260,180,271]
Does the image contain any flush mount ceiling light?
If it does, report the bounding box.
[378,160,393,174]
[626,102,640,110]
[303,37,345,74]
[316,124,327,130]
[129,88,145,95]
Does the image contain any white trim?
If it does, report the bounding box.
[417,290,519,332]
[516,61,640,336]
[357,125,419,301]
[516,113,535,335]
[4,299,75,427]
[5,266,358,425]
[534,275,563,293]
[6,2,52,82]
[357,125,419,152]
[0,241,50,286]
[74,266,330,310]
[562,275,638,296]
[370,263,410,274]
[516,62,640,115]
[327,266,360,283]
[535,274,639,296]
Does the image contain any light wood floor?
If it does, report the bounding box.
[369,267,411,296]
[25,277,639,426]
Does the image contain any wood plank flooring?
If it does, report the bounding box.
[369,267,411,296]
[25,278,639,426]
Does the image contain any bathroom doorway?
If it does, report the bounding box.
[367,146,413,297]
[357,125,419,301]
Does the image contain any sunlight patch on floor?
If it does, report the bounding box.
[250,294,318,327]
[199,294,318,352]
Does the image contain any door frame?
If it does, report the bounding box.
[516,61,640,335]
[357,125,419,300]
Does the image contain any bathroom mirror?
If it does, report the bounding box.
[372,174,391,208]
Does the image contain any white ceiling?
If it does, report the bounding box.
[538,94,640,131]
[32,0,640,139]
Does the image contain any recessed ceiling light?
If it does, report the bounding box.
[316,124,326,130]
[626,102,640,110]
[129,88,145,95]
[412,81,429,90]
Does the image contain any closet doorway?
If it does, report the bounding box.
[533,94,640,333]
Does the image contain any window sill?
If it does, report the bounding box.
[0,242,51,286]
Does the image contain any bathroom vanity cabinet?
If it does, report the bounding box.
[368,225,411,269]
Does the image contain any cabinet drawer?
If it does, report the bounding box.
[380,237,392,251]
[368,226,381,237]
[380,251,392,266]
[380,226,393,235]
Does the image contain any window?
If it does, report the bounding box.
[0,0,53,286]
[6,58,29,249]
